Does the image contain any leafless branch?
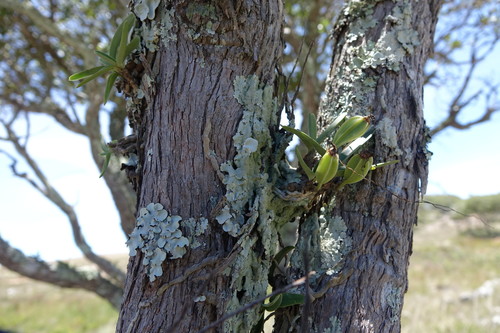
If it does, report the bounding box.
[0,235,122,309]
[0,120,126,286]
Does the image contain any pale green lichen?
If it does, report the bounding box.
[182,217,209,249]
[376,118,403,156]
[292,210,351,277]
[382,283,403,323]
[126,203,189,282]
[322,316,342,333]
[218,75,281,333]
[216,75,278,237]
[134,0,161,21]
[160,8,176,44]
[138,7,175,52]
[319,215,352,275]
[322,0,420,121]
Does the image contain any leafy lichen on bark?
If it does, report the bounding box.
[217,74,283,332]
[292,206,352,278]
[323,0,421,123]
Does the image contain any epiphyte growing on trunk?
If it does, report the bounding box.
[68,14,140,104]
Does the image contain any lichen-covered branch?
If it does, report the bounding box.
[0,235,122,309]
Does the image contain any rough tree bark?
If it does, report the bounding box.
[117,0,441,332]
[277,1,442,332]
[117,1,284,332]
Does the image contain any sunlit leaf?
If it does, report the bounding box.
[296,148,315,181]
[75,66,115,88]
[68,66,107,81]
[116,14,136,66]
[317,112,347,143]
[282,126,326,155]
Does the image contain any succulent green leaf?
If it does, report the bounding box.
[250,315,265,333]
[116,14,136,66]
[269,246,294,277]
[278,293,305,308]
[68,66,107,81]
[75,66,115,88]
[282,126,326,155]
[95,50,117,66]
[262,294,283,312]
[104,72,119,104]
[99,142,112,178]
[109,18,125,58]
[308,112,317,140]
[316,112,347,143]
[295,148,315,181]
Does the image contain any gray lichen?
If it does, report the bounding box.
[216,75,278,237]
[292,210,352,277]
[322,0,420,122]
[376,118,403,156]
[133,0,161,21]
[126,203,189,282]
[217,75,281,332]
[381,282,403,323]
[322,316,342,333]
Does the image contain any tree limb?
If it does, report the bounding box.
[0,235,123,309]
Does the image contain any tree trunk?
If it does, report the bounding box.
[277,1,442,332]
[117,2,284,332]
[117,0,442,332]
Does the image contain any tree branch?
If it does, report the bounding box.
[0,235,122,309]
[1,120,126,286]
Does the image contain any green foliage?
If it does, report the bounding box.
[99,141,113,178]
[68,14,139,104]
[283,113,396,190]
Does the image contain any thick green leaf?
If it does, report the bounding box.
[278,293,305,308]
[123,36,140,60]
[250,315,265,333]
[116,14,136,66]
[269,246,294,277]
[99,151,112,178]
[95,50,117,66]
[104,72,119,104]
[262,294,283,312]
[75,66,115,88]
[109,17,125,58]
[296,148,315,181]
[317,112,347,143]
[68,66,107,81]
[308,112,317,140]
[282,126,326,155]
